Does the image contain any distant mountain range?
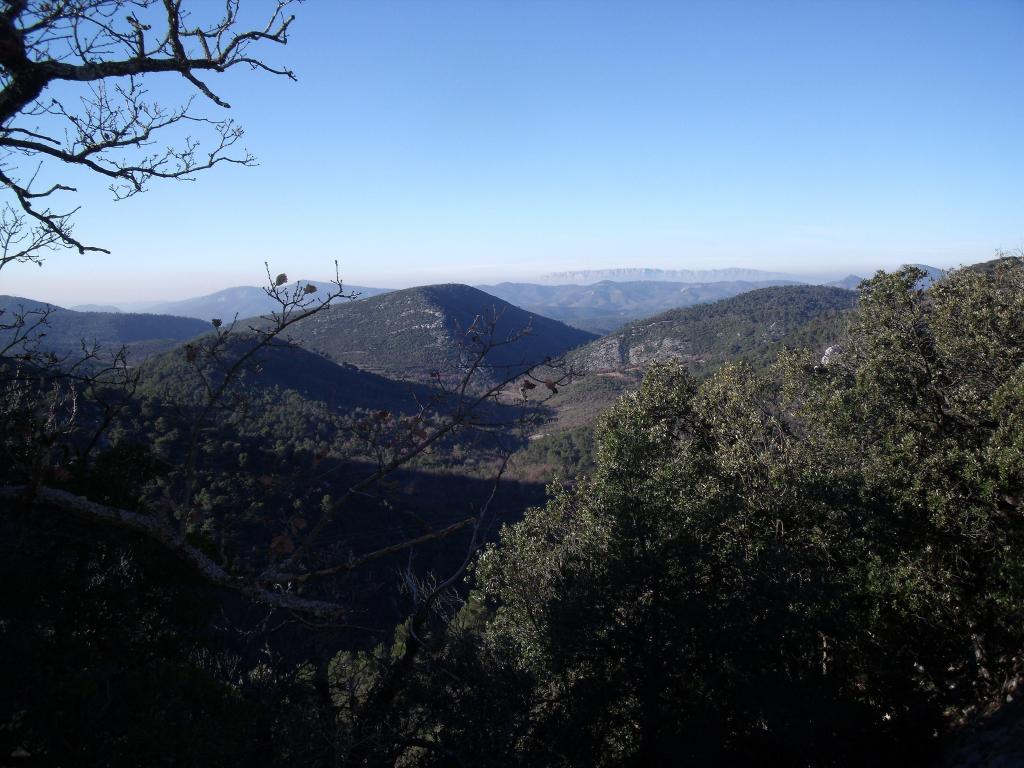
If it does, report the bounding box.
[538,267,806,285]
[477,279,800,334]
[6,261,958,391]
[282,284,596,381]
[130,282,390,322]
[79,282,391,322]
[70,303,123,313]
[0,296,210,360]
[55,263,948,336]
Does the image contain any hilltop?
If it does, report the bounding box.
[283,284,596,380]
[827,275,864,290]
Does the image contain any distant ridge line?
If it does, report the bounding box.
[539,267,802,285]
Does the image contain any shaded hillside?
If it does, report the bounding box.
[0,296,209,360]
[283,284,596,380]
[137,333,551,466]
[477,279,799,334]
[569,285,857,373]
[134,282,391,321]
[119,342,551,636]
[138,337,433,415]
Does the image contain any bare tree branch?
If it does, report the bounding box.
[0,0,298,268]
[0,483,346,618]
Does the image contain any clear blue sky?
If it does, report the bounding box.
[4,0,1023,304]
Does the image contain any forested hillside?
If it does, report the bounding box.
[534,284,856,434]
[282,283,596,380]
[569,284,857,372]
[414,260,1024,766]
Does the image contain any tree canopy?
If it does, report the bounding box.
[463,260,1024,766]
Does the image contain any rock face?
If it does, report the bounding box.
[821,345,844,365]
[283,284,597,380]
[568,285,858,374]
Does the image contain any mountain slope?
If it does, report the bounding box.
[138,337,432,415]
[0,296,210,360]
[961,254,1024,278]
[568,285,858,373]
[283,284,596,380]
[539,286,858,432]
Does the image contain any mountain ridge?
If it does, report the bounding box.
[0,295,210,360]
[115,281,391,321]
[538,267,806,285]
[477,278,802,334]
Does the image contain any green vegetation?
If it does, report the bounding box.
[511,425,598,482]
[453,262,1024,765]
[2,2,1017,761]
[529,284,856,438]
[569,284,857,373]
[4,260,1024,765]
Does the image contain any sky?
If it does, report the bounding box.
[3,0,1023,305]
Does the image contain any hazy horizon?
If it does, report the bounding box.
[4,253,1001,309]
[2,0,1021,306]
